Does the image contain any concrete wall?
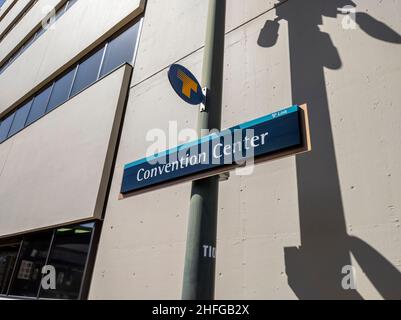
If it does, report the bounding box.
[0,64,132,238]
[90,0,401,299]
[0,0,32,37]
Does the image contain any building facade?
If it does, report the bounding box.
[0,0,400,300]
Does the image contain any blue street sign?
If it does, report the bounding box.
[168,64,204,105]
[121,105,310,196]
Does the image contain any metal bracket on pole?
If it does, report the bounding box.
[219,171,230,182]
[200,87,208,112]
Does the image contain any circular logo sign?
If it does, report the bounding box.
[168,64,204,105]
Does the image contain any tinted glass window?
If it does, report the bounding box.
[25,86,53,127]
[0,243,20,295]
[9,232,52,297]
[8,100,32,137]
[0,113,15,143]
[39,223,94,299]
[70,47,104,97]
[46,68,76,113]
[99,23,140,78]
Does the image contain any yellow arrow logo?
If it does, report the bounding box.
[177,69,198,98]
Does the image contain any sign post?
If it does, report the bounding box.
[181,0,226,300]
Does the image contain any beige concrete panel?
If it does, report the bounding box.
[0,0,145,116]
[269,0,400,299]
[216,10,300,299]
[0,0,31,36]
[215,235,299,300]
[90,56,203,299]
[348,224,401,300]
[132,0,280,86]
[0,0,59,60]
[0,65,131,237]
[91,8,298,299]
[320,0,401,229]
[222,14,292,127]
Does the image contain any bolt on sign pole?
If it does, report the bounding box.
[182,0,227,300]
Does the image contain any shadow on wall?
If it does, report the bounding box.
[258,0,401,299]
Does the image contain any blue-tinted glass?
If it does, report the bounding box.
[0,113,15,143]
[70,47,105,97]
[8,100,32,137]
[99,23,140,78]
[46,68,76,112]
[25,86,53,126]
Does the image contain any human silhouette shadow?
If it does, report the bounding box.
[258,0,401,299]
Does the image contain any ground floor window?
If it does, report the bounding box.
[0,242,20,295]
[0,222,96,300]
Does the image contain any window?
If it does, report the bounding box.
[0,222,96,300]
[0,113,15,143]
[39,223,94,300]
[0,18,142,144]
[9,232,53,297]
[8,100,32,137]
[0,0,39,43]
[25,86,52,126]
[0,243,20,295]
[0,0,78,74]
[46,67,76,112]
[70,47,105,97]
[0,0,6,9]
[99,23,140,78]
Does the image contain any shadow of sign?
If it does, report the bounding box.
[258,0,401,299]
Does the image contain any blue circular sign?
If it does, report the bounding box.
[168,64,204,105]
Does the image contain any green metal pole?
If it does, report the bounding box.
[182,0,226,300]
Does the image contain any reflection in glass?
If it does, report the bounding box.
[46,68,76,113]
[99,22,140,78]
[25,86,53,127]
[8,232,52,297]
[70,47,105,97]
[0,243,20,295]
[39,223,94,300]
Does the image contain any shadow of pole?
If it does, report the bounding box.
[258,0,401,299]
